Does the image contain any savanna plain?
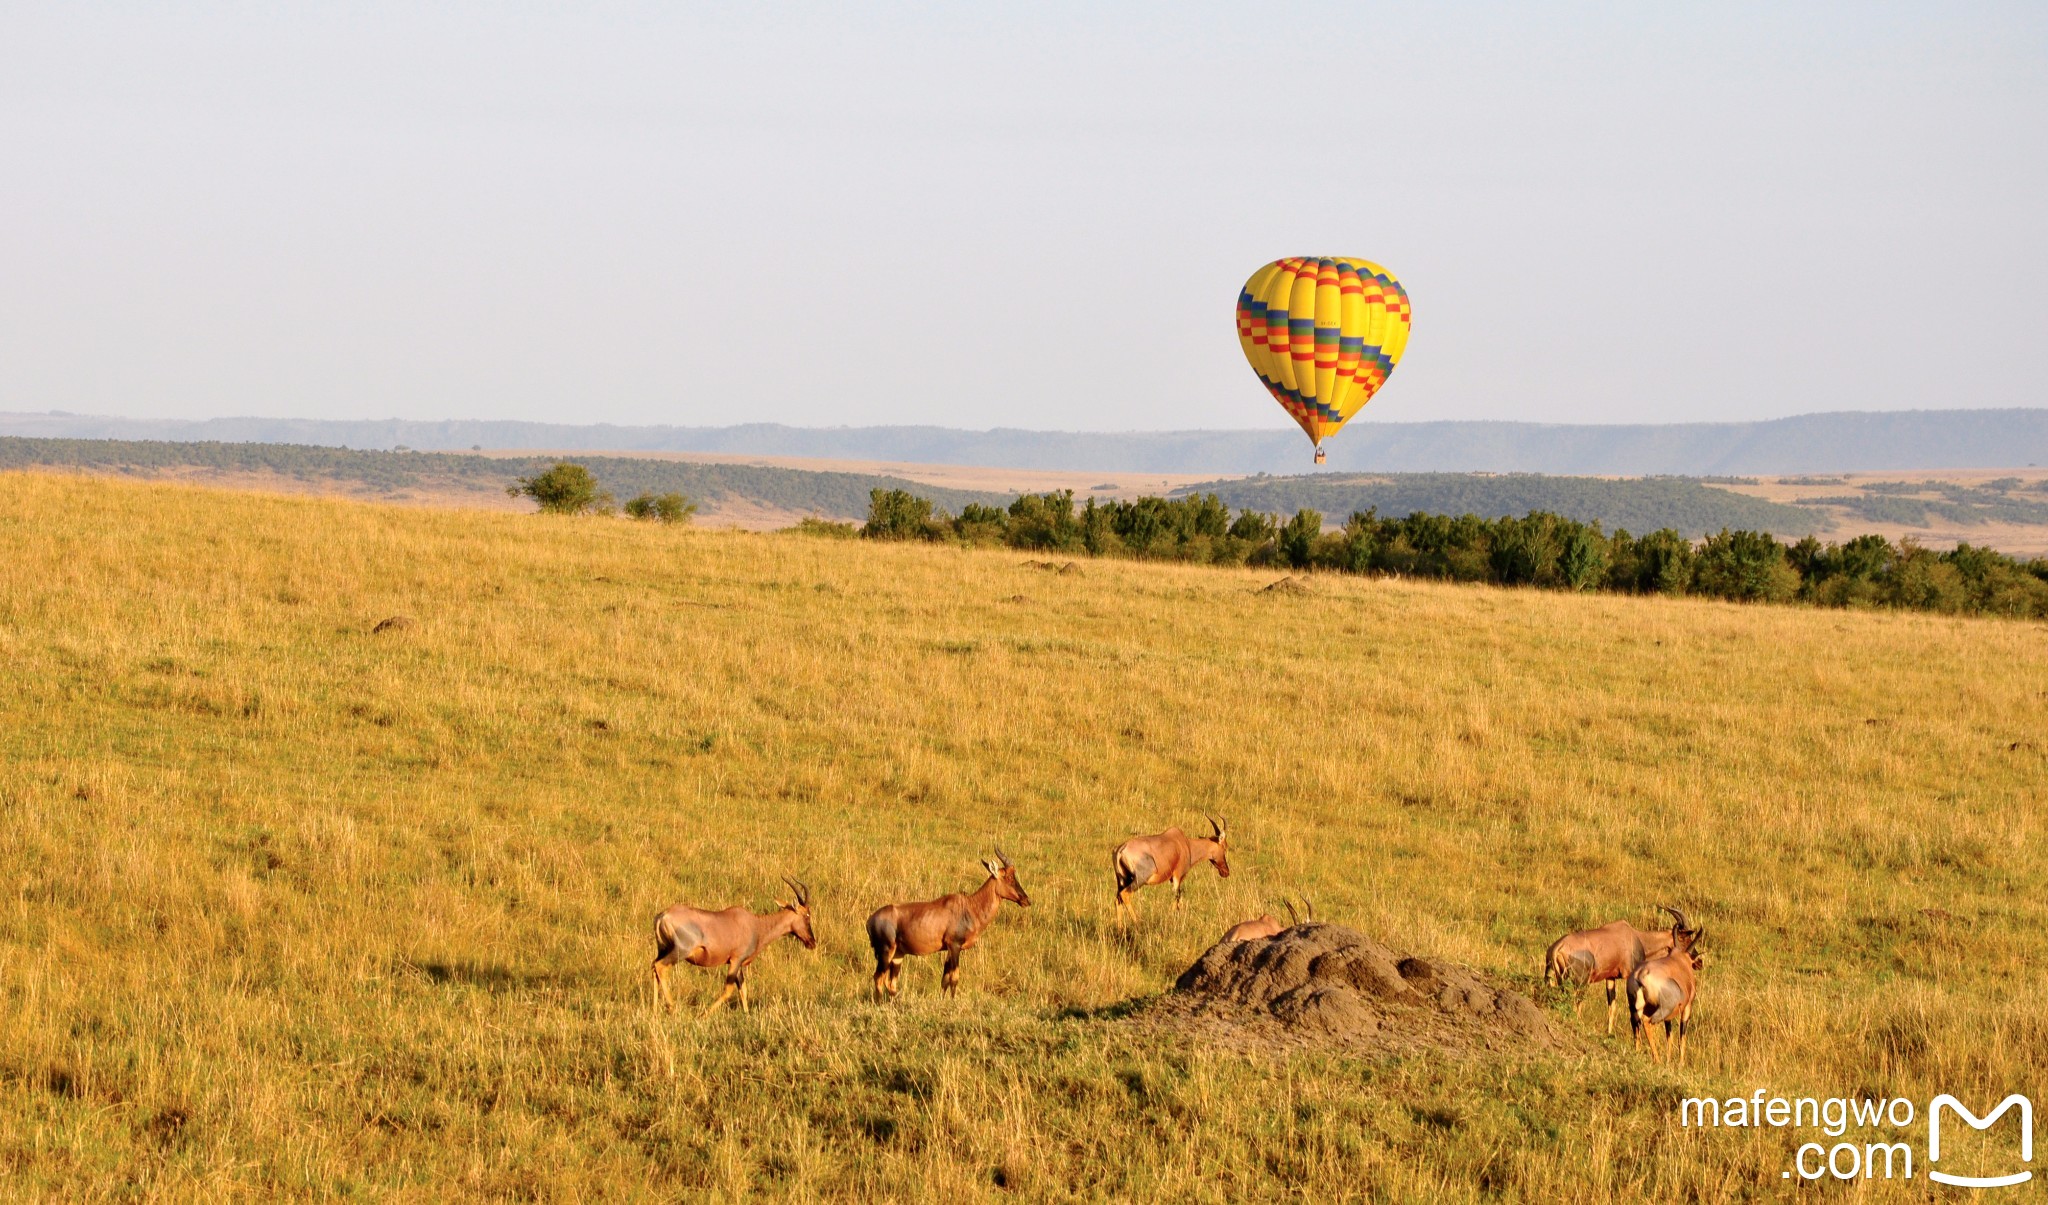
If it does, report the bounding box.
[1,473,2043,1201]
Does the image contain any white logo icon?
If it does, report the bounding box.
[1928,1094,2033,1188]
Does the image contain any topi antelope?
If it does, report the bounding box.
[1628,912,1703,1064]
[1112,815,1230,923]
[1543,906,1688,1035]
[651,877,815,1014]
[866,849,1030,1000]
[1222,896,1310,943]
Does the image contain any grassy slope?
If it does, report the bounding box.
[1,474,2042,1200]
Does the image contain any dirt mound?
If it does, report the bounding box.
[370,614,415,634]
[1156,923,1565,1057]
[1260,576,1312,595]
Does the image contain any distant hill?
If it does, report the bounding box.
[0,438,1012,521]
[3,408,2045,475]
[1179,473,1821,539]
[2,436,1842,540]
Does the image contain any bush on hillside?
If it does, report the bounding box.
[862,489,946,540]
[792,517,859,539]
[624,491,697,524]
[509,462,612,515]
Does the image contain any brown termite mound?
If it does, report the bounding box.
[1157,923,1569,1057]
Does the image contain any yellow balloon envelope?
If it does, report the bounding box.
[1236,257,1411,461]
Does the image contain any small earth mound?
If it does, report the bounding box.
[1153,923,1566,1057]
[1020,560,1080,574]
[1260,577,1312,595]
[370,615,415,634]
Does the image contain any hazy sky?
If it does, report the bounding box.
[3,3,2043,431]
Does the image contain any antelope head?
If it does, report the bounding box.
[982,847,1031,907]
[1660,905,1702,967]
[1205,813,1232,877]
[778,876,818,949]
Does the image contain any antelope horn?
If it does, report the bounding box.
[1205,812,1224,839]
[994,846,1012,868]
[1300,895,1314,923]
[1658,904,1692,932]
[1283,898,1299,926]
[783,876,807,905]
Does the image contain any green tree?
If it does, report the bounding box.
[1490,514,1563,586]
[862,489,943,541]
[1557,522,1609,591]
[1278,509,1322,569]
[1006,490,1081,550]
[1229,509,1278,544]
[624,492,697,524]
[791,516,858,539]
[1609,528,1695,595]
[508,462,612,514]
[1692,529,1798,602]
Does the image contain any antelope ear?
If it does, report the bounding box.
[775,898,790,910]
[981,859,1001,877]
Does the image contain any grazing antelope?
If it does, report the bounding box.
[1111,815,1230,923]
[1222,896,1310,943]
[1628,914,1703,1064]
[651,877,815,1014]
[866,850,1030,1000]
[1543,905,1687,1034]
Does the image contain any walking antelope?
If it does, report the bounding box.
[1628,913,1703,1064]
[1543,906,1688,1034]
[1111,815,1230,922]
[651,877,815,1014]
[1222,896,1310,943]
[866,850,1030,1000]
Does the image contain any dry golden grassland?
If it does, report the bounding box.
[1,473,2043,1200]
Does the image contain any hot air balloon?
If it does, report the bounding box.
[1236,257,1411,464]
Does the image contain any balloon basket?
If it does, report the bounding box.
[1313,448,1326,465]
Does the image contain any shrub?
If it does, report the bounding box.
[1490,514,1562,586]
[1693,529,1798,603]
[1558,523,1609,591]
[1229,510,1279,545]
[507,462,612,515]
[862,489,945,541]
[624,492,697,524]
[1882,543,1968,612]
[1278,509,1322,569]
[1609,528,1695,595]
[791,517,858,539]
[1006,491,1082,550]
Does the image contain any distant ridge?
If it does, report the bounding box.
[0,437,1833,538]
[2,409,2044,476]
